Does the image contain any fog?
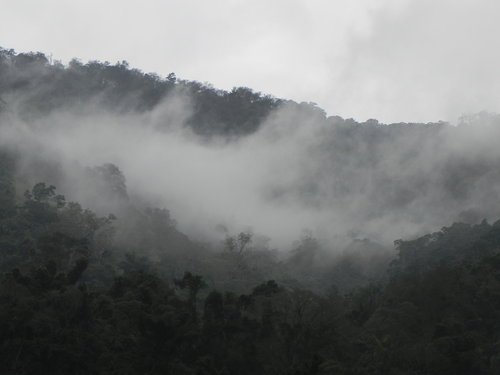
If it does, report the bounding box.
[2,87,500,251]
[2,3,500,372]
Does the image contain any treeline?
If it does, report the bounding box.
[0,47,281,137]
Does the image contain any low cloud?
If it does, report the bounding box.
[3,90,500,251]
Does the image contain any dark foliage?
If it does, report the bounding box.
[0,47,280,137]
[0,175,499,373]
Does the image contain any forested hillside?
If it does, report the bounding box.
[1,48,500,374]
[1,157,499,374]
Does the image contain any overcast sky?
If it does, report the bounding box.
[1,0,499,123]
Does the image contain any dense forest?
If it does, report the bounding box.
[1,48,500,374]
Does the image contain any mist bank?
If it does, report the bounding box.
[2,49,500,252]
[2,97,500,252]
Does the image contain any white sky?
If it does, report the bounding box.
[1,0,499,123]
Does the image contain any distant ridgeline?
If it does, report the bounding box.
[0,47,282,137]
[0,47,451,137]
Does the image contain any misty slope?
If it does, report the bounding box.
[0,149,389,294]
[4,47,500,269]
[3,47,500,285]
[1,47,500,374]
[3,47,500,250]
